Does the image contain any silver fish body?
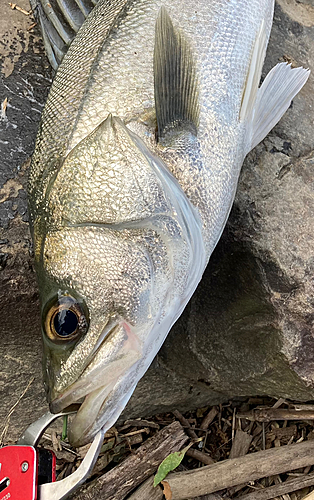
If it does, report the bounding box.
[28,0,309,446]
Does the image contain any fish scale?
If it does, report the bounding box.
[62,0,273,252]
[28,0,309,446]
[29,0,271,249]
[28,0,129,221]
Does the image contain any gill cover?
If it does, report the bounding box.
[40,114,206,445]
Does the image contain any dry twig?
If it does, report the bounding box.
[238,408,314,422]
[9,2,31,15]
[0,377,34,445]
[163,439,314,499]
[70,421,188,500]
[173,410,199,441]
[186,448,215,465]
[237,471,314,500]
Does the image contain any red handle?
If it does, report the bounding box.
[0,445,37,500]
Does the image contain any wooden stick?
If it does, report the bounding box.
[164,439,314,499]
[303,491,314,500]
[127,477,163,500]
[238,408,314,422]
[186,448,215,465]
[119,419,160,430]
[69,421,188,500]
[9,2,31,15]
[191,495,226,500]
[237,471,314,500]
[127,478,226,500]
[173,410,199,441]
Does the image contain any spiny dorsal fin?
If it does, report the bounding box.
[154,7,200,141]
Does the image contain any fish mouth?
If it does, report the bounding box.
[51,380,118,446]
[49,321,143,446]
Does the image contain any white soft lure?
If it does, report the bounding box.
[28,0,309,446]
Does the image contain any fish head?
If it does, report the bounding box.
[34,115,202,446]
[38,222,164,446]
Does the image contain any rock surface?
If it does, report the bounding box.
[1,1,314,444]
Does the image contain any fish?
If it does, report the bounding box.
[28,0,309,447]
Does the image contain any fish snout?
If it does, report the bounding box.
[45,321,146,445]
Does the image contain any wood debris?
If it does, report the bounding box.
[8,2,31,15]
[28,22,37,30]
[119,418,160,430]
[238,408,314,422]
[32,397,314,500]
[200,406,219,430]
[165,440,314,498]
[229,429,252,459]
[72,421,188,500]
[186,448,215,465]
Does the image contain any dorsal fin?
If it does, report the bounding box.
[154,7,200,141]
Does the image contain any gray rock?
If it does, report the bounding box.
[1,1,314,444]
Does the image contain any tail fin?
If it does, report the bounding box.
[239,20,310,154]
[247,62,310,152]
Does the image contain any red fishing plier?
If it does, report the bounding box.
[0,406,104,500]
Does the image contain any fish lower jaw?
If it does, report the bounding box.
[49,380,117,447]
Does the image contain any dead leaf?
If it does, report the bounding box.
[161,480,172,500]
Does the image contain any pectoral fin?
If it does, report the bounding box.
[154,7,200,142]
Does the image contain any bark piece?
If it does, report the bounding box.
[229,430,252,459]
[70,421,188,500]
[165,440,314,499]
[267,426,297,444]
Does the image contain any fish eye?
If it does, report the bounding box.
[43,295,89,343]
